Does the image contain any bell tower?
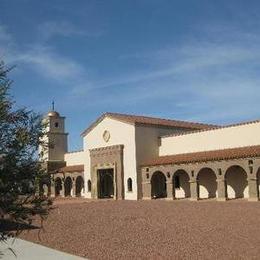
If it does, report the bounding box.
[40,103,68,170]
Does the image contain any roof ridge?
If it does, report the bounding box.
[81,112,218,137]
[105,112,217,127]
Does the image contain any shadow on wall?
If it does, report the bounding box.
[225,166,248,199]
[197,168,217,199]
[173,170,191,199]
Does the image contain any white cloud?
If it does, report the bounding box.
[1,21,260,124]
[15,45,85,81]
[37,21,103,41]
[0,24,87,82]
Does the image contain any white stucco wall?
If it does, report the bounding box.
[160,121,260,156]
[135,125,188,164]
[83,117,137,200]
[64,151,87,166]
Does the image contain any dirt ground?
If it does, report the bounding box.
[20,198,260,259]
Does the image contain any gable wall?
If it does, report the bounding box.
[83,117,137,199]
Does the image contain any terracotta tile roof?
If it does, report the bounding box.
[161,119,260,138]
[81,112,217,136]
[56,164,84,173]
[142,145,260,167]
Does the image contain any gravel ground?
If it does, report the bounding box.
[20,198,260,259]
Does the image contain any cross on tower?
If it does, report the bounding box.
[52,100,55,111]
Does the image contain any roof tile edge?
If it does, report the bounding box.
[160,119,260,139]
[81,112,217,137]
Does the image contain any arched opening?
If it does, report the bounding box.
[39,183,49,196]
[173,170,190,199]
[43,184,49,196]
[257,169,260,199]
[55,177,62,196]
[151,171,166,199]
[197,168,217,199]
[225,165,248,199]
[127,178,133,192]
[98,169,114,199]
[87,180,91,192]
[75,176,84,197]
[64,177,72,197]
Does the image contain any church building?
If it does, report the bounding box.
[40,109,260,201]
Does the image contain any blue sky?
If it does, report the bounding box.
[1,0,260,150]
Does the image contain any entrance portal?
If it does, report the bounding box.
[98,169,114,199]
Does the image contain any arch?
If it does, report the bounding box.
[257,168,260,199]
[87,180,92,192]
[64,177,72,197]
[75,176,84,197]
[225,165,248,199]
[151,171,167,199]
[197,168,217,199]
[43,184,49,196]
[39,182,49,196]
[127,178,133,192]
[172,170,190,199]
[99,171,114,198]
[55,177,62,196]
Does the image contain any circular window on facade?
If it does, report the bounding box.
[103,130,110,142]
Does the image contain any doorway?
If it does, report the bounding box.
[98,169,114,198]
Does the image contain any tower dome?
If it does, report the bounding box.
[47,110,60,117]
[47,101,60,117]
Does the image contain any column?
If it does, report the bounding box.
[248,178,259,201]
[72,181,76,197]
[60,180,65,197]
[166,181,174,200]
[142,182,151,199]
[50,181,55,197]
[189,180,198,201]
[217,179,226,201]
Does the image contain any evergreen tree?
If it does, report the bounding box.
[0,61,52,241]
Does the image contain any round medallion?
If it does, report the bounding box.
[103,130,110,142]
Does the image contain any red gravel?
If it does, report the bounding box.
[20,199,260,259]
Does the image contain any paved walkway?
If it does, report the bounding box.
[0,238,85,260]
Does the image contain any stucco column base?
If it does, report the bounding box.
[189,197,198,201]
[189,180,198,201]
[248,178,258,201]
[217,197,227,202]
[142,197,152,200]
[248,197,259,202]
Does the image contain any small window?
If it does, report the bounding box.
[174,175,180,189]
[54,122,59,128]
[248,160,253,165]
[87,180,91,192]
[127,178,133,192]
